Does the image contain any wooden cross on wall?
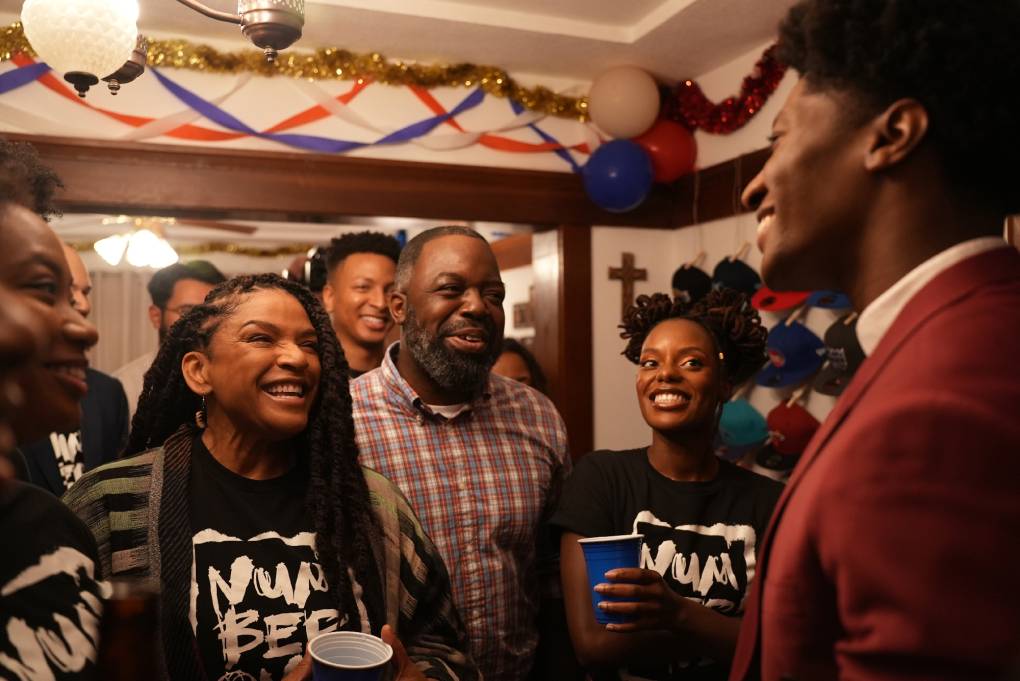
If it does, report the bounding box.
[609,252,647,319]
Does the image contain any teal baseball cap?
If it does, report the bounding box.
[716,398,769,461]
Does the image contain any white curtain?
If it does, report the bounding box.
[87,269,159,375]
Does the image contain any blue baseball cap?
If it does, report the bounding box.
[756,321,826,388]
[806,290,851,309]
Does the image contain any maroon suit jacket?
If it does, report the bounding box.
[730,246,1020,681]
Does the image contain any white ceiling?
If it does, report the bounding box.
[0,0,794,81]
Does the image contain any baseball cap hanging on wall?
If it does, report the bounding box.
[751,286,810,312]
[712,242,761,297]
[757,311,826,388]
[672,251,712,303]
[717,398,769,461]
[814,312,865,396]
[752,388,821,478]
[806,290,851,309]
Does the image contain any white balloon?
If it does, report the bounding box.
[588,66,660,139]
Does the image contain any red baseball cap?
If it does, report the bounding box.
[766,402,820,456]
[751,286,810,312]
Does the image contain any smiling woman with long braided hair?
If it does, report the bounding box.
[550,288,782,681]
[65,273,477,681]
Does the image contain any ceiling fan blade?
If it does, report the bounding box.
[176,219,258,235]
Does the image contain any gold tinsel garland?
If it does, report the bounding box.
[1,22,588,120]
[71,241,313,258]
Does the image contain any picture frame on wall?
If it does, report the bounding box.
[513,301,534,329]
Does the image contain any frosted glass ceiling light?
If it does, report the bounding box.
[93,233,128,266]
[149,235,181,268]
[125,229,160,267]
[21,0,140,97]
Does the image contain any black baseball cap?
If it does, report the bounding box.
[813,313,866,396]
[672,265,712,303]
[712,258,761,297]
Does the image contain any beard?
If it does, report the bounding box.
[402,307,502,398]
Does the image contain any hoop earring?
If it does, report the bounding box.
[195,395,208,429]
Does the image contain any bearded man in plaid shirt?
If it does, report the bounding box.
[351,225,571,681]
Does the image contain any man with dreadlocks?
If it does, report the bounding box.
[732,1,1020,679]
[64,273,478,681]
[552,289,781,681]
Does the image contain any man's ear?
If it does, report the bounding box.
[864,98,930,172]
[321,282,335,315]
[389,291,408,325]
[181,351,213,396]
[148,304,162,332]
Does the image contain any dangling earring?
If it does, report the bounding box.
[195,395,208,429]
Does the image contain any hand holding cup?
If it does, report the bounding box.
[595,567,689,632]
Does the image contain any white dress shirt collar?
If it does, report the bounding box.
[856,237,1009,356]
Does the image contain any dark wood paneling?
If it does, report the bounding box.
[673,147,769,228]
[491,232,532,270]
[6,133,676,228]
[8,133,765,229]
[532,225,593,458]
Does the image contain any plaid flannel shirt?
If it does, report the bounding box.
[351,344,571,681]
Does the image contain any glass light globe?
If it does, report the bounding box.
[125,229,160,267]
[93,233,128,265]
[149,237,180,269]
[22,0,139,96]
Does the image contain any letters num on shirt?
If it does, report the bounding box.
[351,345,570,681]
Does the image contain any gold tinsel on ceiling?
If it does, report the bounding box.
[0,22,589,120]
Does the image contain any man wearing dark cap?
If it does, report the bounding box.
[113,260,225,418]
[728,1,1020,679]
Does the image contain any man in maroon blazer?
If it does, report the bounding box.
[732,1,1020,679]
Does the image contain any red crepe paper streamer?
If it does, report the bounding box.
[663,44,787,135]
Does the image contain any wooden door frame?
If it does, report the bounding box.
[10,133,600,453]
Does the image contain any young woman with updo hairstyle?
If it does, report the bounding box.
[551,288,783,681]
[65,273,477,681]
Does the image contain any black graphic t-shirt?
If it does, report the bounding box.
[188,437,357,681]
[49,431,85,490]
[0,481,107,680]
[550,449,783,681]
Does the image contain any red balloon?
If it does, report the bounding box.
[634,119,697,183]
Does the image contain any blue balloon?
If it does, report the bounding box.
[582,139,654,213]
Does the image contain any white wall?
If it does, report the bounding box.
[590,215,838,453]
[500,264,536,340]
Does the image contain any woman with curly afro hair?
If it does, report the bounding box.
[550,288,782,681]
[64,273,478,681]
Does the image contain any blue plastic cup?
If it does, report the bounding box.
[309,631,393,681]
[578,534,645,625]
